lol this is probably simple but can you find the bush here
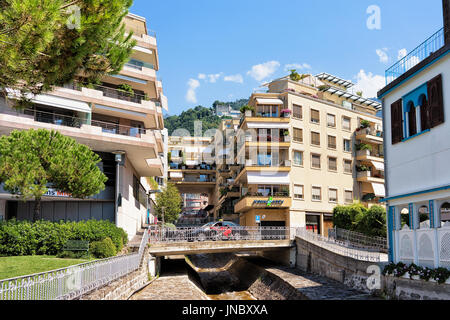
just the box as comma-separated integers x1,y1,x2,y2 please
0,219,128,257
332,204,386,238
90,237,117,259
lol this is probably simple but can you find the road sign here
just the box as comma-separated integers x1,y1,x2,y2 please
255,215,261,223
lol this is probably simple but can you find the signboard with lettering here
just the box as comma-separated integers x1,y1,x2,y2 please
255,215,261,223
44,189,72,198
252,199,284,206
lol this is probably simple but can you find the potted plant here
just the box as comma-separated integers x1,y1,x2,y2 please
283,130,290,142
318,85,331,91
360,119,371,129
356,143,372,156
240,105,254,117
117,83,134,97
289,69,301,82
281,109,291,118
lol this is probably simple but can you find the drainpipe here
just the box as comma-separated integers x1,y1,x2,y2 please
113,151,126,227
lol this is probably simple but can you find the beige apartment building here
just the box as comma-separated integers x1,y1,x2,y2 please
231,73,384,235
0,14,167,239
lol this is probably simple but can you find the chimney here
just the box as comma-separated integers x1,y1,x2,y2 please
444,0,450,44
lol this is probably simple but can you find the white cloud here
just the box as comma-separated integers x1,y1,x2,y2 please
284,63,311,72
207,73,222,83
398,48,407,60
224,74,244,84
186,78,200,103
198,73,206,80
376,48,389,63
352,70,385,98
247,61,280,81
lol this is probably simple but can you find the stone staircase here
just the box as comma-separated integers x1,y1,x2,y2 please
128,224,150,251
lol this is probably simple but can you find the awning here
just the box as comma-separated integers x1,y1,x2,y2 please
169,171,183,178
186,160,199,166
371,183,386,197
247,172,290,185
33,94,91,113
199,147,213,153
256,98,284,105
246,122,290,129
184,146,198,153
371,161,384,171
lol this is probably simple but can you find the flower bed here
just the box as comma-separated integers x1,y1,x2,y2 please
382,262,450,284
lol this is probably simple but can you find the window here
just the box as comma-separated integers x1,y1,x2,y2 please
293,128,303,142
293,150,303,166
327,114,336,127
311,154,321,169
344,159,352,174
390,99,404,144
293,104,302,119
133,175,139,200
328,157,337,171
328,135,336,149
311,132,320,146
345,190,353,203
328,188,338,203
343,139,351,152
420,95,430,131
407,102,417,137
342,116,351,131
428,74,444,128
294,185,304,200
311,109,320,124
312,186,322,201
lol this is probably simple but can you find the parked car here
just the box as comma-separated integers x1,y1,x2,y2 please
191,221,248,241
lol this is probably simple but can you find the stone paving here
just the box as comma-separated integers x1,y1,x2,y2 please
265,266,381,300
130,274,208,300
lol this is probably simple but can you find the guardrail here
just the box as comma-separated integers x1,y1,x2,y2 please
328,227,388,253
0,229,149,300
296,228,383,262
385,27,445,85
149,226,293,243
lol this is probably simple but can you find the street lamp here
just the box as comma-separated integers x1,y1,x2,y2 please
112,151,126,227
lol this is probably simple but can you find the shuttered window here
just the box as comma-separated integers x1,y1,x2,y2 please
311,109,320,124
342,116,351,131
312,187,321,201
327,114,336,127
293,104,302,119
311,132,320,146
328,157,337,171
328,135,336,149
420,97,431,131
344,159,352,173
311,154,321,169
294,185,304,200
427,74,444,128
328,188,338,203
345,190,353,203
293,128,303,142
390,99,403,144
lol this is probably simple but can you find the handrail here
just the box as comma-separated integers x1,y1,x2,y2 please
385,27,446,84
0,228,149,300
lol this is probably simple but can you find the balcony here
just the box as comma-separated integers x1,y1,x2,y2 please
385,27,446,85
234,192,292,213
356,149,384,162
356,171,385,184
355,127,383,144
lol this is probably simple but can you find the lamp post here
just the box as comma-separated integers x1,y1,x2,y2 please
112,151,126,227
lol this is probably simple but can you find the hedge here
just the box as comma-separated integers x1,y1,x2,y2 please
0,219,128,257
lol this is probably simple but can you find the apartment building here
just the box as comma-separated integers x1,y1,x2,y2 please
167,136,217,217
0,14,167,239
232,73,384,235
378,0,450,267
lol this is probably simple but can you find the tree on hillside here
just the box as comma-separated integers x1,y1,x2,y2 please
0,129,107,221
0,0,135,108
154,183,182,224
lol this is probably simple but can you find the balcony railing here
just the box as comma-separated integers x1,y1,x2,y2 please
20,108,146,138
241,191,290,198
93,84,147,104
385,27,446,85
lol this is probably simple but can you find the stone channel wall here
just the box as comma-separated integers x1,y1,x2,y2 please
80,247,151,300
383,275,450,300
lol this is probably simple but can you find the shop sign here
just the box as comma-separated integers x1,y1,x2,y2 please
44,189,72,198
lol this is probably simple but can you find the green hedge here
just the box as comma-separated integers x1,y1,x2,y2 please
332,204,387,237
90,237,117,259
0,219,128,257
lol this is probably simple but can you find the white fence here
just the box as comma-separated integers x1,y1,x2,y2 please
395,224,450,268
0,229,149,300
296,228,384,262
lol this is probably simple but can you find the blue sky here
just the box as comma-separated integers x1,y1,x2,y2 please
130,0,444,116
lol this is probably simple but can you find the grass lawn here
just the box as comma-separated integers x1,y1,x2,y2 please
0,255,92,280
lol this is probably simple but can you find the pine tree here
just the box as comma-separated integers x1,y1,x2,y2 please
0,129,108,221
0,0,136,108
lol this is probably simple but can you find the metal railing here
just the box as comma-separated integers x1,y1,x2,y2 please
92,84,147,104
296,228,383,262
149,226,292,243
18,108,146,138
385,27,446,84
0,228,149,300
328,227,388,253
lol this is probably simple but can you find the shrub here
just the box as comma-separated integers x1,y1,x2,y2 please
90,237,117,259
0,219,128,257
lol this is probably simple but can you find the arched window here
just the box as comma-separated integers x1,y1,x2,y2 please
441,202,450,223
418,205,430,228
408,101,417,137
419,94,430,131
401,207,410,228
